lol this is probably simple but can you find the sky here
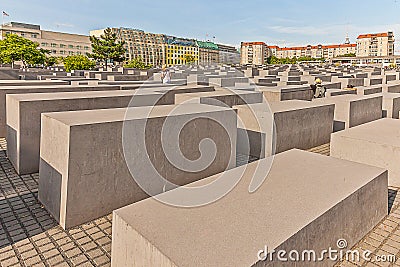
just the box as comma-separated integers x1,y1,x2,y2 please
2,0,400,51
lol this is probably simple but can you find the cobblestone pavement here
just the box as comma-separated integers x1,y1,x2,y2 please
0,139,399,266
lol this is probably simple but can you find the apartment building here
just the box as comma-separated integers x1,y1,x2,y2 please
0,22,92,57
197,41,219,65
273,44,357,59
165,36,199,66
240,42,270,65
217,44,240,64
356,32,395,57
90,28,165,66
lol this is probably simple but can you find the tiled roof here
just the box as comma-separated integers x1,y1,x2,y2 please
241,41,267,46
357,33,389,39
276,43,356,51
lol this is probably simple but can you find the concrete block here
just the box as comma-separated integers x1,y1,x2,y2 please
6,90,170,175
313,94,383,131
0,85,120,137
111,149,388,267
259,86,313,102
39,104,237,229
235,100,334,158
356,85,383,96
208,77,250,87
382,93,400,119
331,118,400,186
175,91,263,108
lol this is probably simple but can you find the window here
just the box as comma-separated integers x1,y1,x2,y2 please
69,51,74,55
76,45,82,50
51,43,57,47
52,50,57,54
21,33,26,37
41,43,48,47
68,45,74,49
60,44,66,48
84,46,89,50
31,34,38,38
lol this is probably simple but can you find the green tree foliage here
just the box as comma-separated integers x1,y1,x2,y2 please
336,53,356,58
44,56,59,67
184,54,197,64
267,56,325,65
62,55,95,72
88,28,126,67
0,34,48,68
124,57,152,69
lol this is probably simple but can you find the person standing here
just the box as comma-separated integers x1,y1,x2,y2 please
161,65,171,84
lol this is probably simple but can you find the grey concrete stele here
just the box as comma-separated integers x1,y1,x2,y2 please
39,104,237,229
331,118,400,187
6,90,167,175
236,100,335,158
111,149,388,267
313,94,383,132
0,84,121,137
6,86,215,175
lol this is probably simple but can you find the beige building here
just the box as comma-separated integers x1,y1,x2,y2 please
90,28,165,67
217,44,240,64
240,42,270,65
356,32,395,57
197,41,219,65
270,44,356,59
0,22,92,57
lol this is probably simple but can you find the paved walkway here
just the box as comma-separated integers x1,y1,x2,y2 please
0,139,399,266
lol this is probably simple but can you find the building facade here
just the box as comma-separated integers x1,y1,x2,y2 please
90,28,165,67
270,44,356,59
0,22,92,57
356,32,395,57
217,44,240,65
240,42,270,65
197,41,219,65
165,36,199,66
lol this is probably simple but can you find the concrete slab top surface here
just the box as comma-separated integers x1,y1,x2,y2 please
6,89,141,102
234,100,333,113
0,84,119,91
382,92,400,99
114,149,386,267
42,104,234,126
175,90,260,98
0,80,68,85
332,118,400,147
314,93,382,103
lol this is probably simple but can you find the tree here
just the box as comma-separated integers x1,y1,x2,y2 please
124,57,152,69
336,53,356,58
62,55,95,72
0,34,48,68
184,54,197,65
44,56,59,67
88,28,126,67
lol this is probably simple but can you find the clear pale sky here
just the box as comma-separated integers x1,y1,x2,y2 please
2,0,400,50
